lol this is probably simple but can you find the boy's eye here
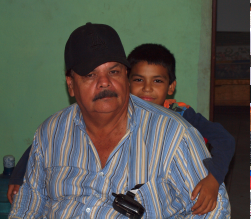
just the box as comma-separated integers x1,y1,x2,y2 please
133,78,143,82
154,79,163,83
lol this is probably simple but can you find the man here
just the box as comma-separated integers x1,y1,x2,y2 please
9,23,230,218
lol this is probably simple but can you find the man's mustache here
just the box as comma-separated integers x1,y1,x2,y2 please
93,90,118,102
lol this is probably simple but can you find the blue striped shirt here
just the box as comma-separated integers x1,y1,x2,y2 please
9,94,230,218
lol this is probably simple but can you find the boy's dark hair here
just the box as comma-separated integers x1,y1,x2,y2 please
127,43,176,84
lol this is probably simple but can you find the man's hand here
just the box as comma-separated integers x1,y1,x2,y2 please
191,173,219,215
7,184,20,204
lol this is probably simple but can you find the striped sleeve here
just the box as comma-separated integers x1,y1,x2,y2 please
9,131,48,218
166,126,230,218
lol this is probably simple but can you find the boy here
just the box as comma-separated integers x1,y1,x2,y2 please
127,43,235,215
8,43,234,216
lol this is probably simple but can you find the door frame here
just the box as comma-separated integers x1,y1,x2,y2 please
209,0,217,121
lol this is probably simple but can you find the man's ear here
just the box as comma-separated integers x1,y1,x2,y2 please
167,80,176,95
66,76,75,97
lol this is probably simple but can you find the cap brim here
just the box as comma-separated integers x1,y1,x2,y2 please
72,56,131,76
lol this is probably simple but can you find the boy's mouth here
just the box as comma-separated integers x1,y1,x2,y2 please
140,96,156,102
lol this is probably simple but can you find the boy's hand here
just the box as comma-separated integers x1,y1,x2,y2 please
7,184,20,204
191,173,219,215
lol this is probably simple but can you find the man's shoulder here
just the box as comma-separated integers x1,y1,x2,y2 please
38,103,79,130
130,94,191,128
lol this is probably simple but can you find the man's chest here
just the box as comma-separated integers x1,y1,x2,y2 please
44,130,163,195
43,145,172,219
90,133,126,169
41,123,182,218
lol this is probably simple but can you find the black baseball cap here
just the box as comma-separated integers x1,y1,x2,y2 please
65,22,130,76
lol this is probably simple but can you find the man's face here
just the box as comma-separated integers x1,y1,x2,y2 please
129,61,173,106
66,62,129,115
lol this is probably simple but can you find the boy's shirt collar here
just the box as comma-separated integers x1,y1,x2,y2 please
163,99,190,109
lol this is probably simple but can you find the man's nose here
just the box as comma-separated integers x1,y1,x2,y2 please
97,74,111,88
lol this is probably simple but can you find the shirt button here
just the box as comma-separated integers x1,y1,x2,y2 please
99,172,104,176
95,193,100,198
86,208,91,213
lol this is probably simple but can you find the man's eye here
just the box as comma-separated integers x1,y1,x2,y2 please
86,73,95,78
110,70,119,74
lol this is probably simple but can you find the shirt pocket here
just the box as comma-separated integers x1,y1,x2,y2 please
45,166,96,201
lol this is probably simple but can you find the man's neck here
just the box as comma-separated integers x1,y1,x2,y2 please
81,103,129,139
81,105,129,169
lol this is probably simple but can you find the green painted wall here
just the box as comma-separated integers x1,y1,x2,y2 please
0,0,212,173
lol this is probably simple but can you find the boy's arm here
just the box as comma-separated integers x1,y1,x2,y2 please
183,107,235,185
9,145,32,185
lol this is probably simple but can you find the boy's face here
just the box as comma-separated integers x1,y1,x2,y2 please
129,61,175,106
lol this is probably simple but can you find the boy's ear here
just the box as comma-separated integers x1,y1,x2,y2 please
66,76,75,97
168,80,176,95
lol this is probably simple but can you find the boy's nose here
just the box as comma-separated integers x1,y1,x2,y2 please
142,82,153,92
